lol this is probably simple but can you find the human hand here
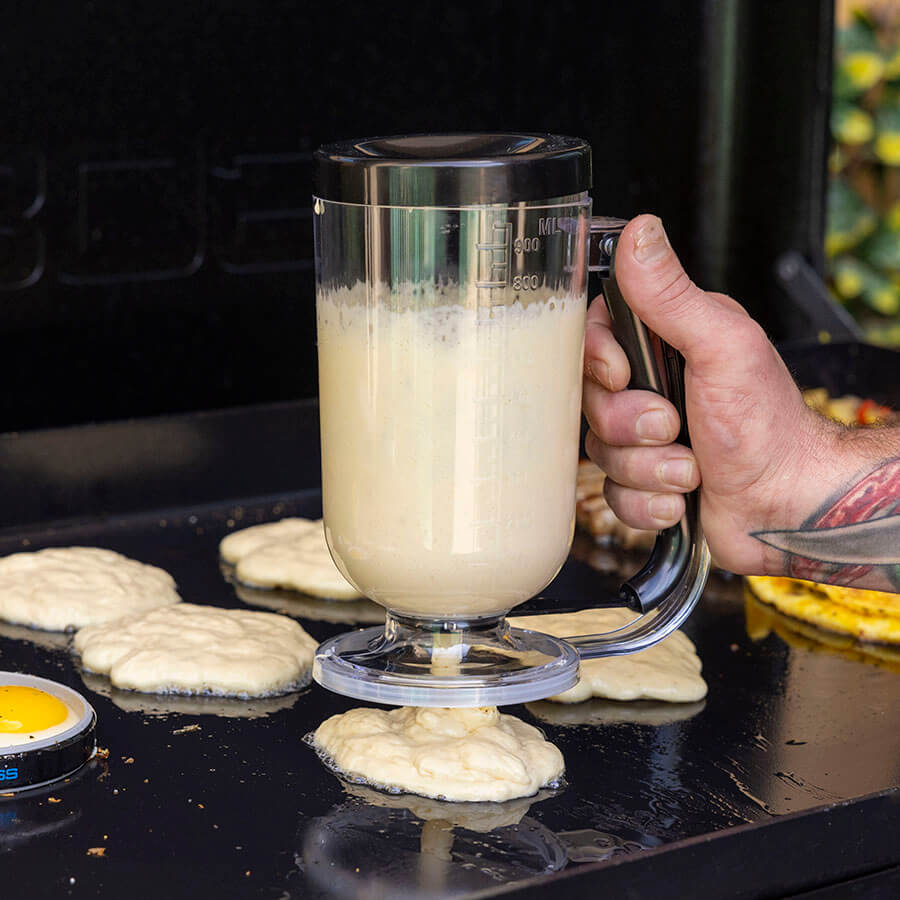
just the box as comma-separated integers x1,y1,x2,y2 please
582,214,846,576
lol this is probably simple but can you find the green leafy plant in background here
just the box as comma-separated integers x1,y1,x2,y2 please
828,8,900,346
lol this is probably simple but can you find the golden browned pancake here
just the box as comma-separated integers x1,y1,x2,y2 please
744,588,900,673
745,576,900,645
816,582,900,617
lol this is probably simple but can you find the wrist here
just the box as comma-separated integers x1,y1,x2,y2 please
760,418,900,580
754,407,838,574
789,411,850,526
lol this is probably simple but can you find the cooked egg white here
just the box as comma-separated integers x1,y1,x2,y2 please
0,685,80,749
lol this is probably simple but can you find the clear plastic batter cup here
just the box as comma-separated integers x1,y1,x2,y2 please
312,134,710,707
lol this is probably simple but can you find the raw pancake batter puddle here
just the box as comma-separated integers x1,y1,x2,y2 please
220,517,363,599
74,603,318,697
310,705,564,802
509,609,707,704
0,547,180,631
219,518,321,563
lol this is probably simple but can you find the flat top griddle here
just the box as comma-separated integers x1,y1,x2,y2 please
1,384,899,898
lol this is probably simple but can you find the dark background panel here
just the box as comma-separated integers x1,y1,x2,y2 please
0,1,831,432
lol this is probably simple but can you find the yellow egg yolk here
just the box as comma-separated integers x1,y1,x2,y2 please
0,685,69,734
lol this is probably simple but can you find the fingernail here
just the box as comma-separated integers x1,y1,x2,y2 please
633,217,668,263
660,458,695,489
587,359,611,387
648,494,677,522
636,409,672,441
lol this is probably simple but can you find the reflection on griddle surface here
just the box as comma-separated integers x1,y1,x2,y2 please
300,782,566,898
526,697,706,728
744,589,900,673
231,581,385,624
79,670,306,718
0,620,73,651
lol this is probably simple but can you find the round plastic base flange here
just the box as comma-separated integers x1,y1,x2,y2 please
313,624,580,707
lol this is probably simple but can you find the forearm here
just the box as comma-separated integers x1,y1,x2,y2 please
754,423,900,592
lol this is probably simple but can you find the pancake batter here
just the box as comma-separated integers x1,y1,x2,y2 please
510,609,707,704
0,547,180,632
312,705,564,802
74,603,318,697
221,518,363,600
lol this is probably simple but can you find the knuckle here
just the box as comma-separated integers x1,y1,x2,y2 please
602,475,620,503
736,316,771,353
708,291,749,316
583,428,601,462
655,269,700,315
644,270,710,332
621,450,646,487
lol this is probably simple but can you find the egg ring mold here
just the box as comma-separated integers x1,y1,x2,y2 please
0,672,97,792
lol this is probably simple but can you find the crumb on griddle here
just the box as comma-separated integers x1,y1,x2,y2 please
172,723,201,735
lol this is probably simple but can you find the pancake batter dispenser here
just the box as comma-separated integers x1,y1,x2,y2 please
311,134,710,706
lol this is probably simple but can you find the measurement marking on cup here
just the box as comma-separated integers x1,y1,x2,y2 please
513,274,540,291
513,237,541,253
538,216,561,236
475,218,512,288
473,307,505,551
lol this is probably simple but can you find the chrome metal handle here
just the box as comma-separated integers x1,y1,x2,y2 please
572,217,710,657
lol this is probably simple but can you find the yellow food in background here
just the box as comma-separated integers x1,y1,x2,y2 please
745,589,900,674
802,388,894,425
817,582,900,617
745,576,900,645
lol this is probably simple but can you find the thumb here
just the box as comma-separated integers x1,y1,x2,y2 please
614,215,744,365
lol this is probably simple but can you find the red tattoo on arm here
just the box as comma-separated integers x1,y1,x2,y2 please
752,459,900,589
791,459,900,583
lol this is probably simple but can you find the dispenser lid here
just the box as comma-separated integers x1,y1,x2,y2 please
313,133,591,206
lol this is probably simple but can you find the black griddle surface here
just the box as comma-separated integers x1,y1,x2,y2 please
1,491,899,899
